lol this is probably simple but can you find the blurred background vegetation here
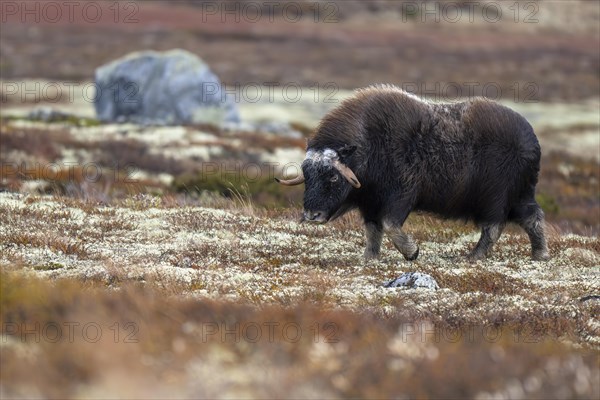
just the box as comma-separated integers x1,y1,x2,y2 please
1,1,599,398
1,0,598,234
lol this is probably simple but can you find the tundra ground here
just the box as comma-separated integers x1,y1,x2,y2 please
1,98,599,398
0,191,599,398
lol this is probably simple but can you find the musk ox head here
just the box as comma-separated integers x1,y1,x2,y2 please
276,145,360,223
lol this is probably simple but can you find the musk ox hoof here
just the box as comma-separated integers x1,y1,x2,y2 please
532,251,550,261
466,252,486,262
363,250,380,261
404,246,419,261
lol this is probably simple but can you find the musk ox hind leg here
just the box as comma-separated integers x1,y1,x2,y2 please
518,204,550,261
384,222,419,261
363,221,384,260
468,223,506,261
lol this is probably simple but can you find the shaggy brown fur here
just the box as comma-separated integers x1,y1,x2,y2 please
294,85,549,261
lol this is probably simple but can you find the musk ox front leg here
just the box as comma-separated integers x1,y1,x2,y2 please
468,223,505,261
384,222,419,261
363,221,383,260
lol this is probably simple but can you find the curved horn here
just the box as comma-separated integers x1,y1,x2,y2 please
275,172,305,186
333,160,361,188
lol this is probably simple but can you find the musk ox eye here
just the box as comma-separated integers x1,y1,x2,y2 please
330,175,339,183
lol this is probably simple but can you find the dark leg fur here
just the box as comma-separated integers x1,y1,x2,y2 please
364,221,383,260
384,222,419,261
468,223,505,260
518,204,550,261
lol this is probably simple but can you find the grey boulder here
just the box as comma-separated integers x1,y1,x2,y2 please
94,49,240,125
384,272,439,290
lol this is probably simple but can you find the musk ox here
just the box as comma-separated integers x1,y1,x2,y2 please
276,85,550,261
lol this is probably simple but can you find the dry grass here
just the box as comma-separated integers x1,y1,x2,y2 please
1,193,598,341
1,3,598,394
1,272,598,399
537,151,600,232
2,116,597,233
0,127,63,161
1,1,598,101
95,139,187,176
0,187,598,398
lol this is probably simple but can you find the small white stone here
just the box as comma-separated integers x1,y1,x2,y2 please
384,272,440,290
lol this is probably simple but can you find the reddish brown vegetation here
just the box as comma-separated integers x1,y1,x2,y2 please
1,273,598,399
